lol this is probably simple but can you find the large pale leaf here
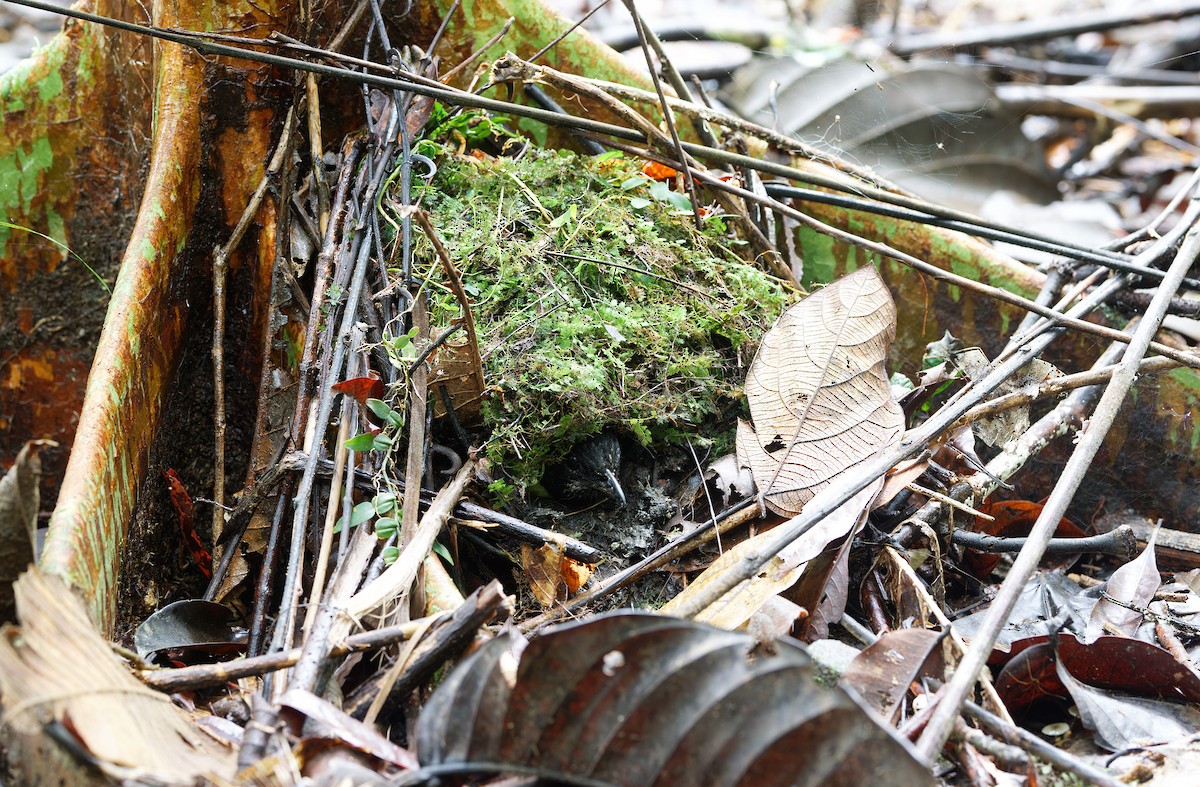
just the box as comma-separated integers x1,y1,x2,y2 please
738,266,903,516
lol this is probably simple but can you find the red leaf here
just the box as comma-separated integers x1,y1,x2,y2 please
996,633,1200,716
332,375,385,407
162,469,212,579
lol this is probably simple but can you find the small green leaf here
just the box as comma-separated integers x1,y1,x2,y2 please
629,197,651,210
621,176,648,191
373,433,395,451
382,546,400,565
373,492,397,515
345,432,377,451
549,203,577,229
593,149,623,162
665,192,693,212
335,500,376,533
432,540,454,566
376,516,399,539
366,398,393,421
650,181,692,212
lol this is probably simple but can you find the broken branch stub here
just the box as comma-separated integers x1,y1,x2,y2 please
737,266,904,515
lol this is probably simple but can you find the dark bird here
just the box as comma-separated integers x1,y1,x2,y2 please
543,432,627,508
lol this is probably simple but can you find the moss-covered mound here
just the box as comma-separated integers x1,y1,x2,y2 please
412,147,797,489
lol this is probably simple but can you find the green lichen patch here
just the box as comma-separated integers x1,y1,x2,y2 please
405,146,798,488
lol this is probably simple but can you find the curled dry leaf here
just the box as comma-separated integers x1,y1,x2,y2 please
659,479,880,630
736,266,903,516
954,347,1063,448
521,542,593,609
0,439,55,623
415,613,932,786
845,628,946,725
1086,527,1162,642
1056,647,1200,752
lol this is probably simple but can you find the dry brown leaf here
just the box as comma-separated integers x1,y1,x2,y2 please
659,480,880,629
0,569,234,782
430,329,486,426
954,347,1063,447
523,543,563,608
1086,527,1162,642
737,266,903,516
0,440,55,623
521,542,593,608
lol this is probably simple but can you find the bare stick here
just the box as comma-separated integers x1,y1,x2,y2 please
963,702,1125,787
601,135,1200,369
839,614,1124,787
139,617,428,692
348,580,511,721
683,163,1200,370
882,547,1011,722
401,294,431,550
301,363,353,639
520,499,761,632
619,0,701,227
890,0,1200,54
952,526,1137,558
951,356,1179,430
348,459,477,622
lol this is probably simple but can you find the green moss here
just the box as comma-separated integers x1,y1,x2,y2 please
403,147,797,485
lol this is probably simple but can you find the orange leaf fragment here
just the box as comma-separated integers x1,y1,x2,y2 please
642,161,678,180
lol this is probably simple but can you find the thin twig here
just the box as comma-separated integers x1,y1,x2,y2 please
352,580,510,723
603,136,1200,368
530,0,612,64
952,526,1137,558
882,547,1011,722
521,499,761,632
16,0,1138,273
401,294,431,551
951,356,1179,431
139,618,428,692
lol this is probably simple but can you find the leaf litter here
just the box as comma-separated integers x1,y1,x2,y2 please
6,0,1200,784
